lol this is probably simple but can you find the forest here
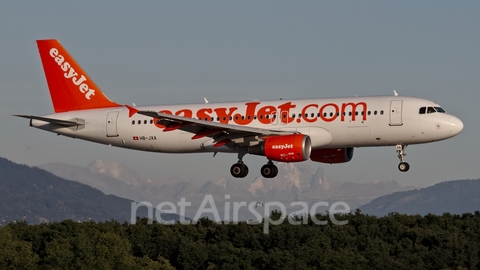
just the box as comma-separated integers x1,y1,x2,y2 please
1,211,479,269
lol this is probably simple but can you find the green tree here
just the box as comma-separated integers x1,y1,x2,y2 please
0,226,39,269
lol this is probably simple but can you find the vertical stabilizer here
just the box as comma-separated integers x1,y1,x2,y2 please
36,39,120,112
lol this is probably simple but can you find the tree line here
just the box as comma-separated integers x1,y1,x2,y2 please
2,211,480,269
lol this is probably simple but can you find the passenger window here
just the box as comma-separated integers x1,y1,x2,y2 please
380,110,384,115
138,120,141,124
144,120,147,124
132,120,135,125
419,107,426,114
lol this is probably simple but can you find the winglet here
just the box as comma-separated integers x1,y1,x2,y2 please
125,104,139,117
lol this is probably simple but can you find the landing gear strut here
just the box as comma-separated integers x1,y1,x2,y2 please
396,144,410,172
261,161,278,178
231,148,249,178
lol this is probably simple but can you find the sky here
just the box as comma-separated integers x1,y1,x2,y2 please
0,1,478,188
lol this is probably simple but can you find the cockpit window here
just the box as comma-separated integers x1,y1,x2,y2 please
420,106,446,114
435,107,446,113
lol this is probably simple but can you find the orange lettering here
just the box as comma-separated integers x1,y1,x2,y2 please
214,107,238,124
197,108,213,121
175,109,193,118
257,105,277,124
277,102,296,124
301,104,318,123
341,102,367,121
233,102,260,125
319,103,339,122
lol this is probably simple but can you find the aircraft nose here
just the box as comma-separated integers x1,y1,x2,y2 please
448,115,464,136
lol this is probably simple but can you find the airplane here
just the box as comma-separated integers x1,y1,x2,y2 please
14,39,464,179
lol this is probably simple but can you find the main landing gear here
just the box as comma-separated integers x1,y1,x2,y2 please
230,162,249,178
230,161,278,178
261,161,278,178
396,144,410,172
230,149,278,178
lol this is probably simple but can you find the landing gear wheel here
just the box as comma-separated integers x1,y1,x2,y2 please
398,162,410,172
395,144,410,172
231,163,249,178
261,164,278,178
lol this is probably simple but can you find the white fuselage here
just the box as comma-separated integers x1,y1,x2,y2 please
31,95,463,154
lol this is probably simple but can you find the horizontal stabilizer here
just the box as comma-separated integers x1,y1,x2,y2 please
12,114,81,126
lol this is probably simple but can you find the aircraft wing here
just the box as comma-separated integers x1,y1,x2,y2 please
126,105,295,146
13,114,81,127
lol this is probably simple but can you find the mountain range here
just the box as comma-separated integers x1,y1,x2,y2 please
360,179,480,216
39,160,415,220
2,156,479,223
0,157,180,225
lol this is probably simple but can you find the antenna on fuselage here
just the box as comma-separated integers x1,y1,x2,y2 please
204,97,209,104
393,90,399,96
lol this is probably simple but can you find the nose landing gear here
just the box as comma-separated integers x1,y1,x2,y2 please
396,144,410,172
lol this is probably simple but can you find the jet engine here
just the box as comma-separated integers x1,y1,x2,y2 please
260,134,312,162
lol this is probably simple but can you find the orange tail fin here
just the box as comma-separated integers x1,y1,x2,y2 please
36,39,120,112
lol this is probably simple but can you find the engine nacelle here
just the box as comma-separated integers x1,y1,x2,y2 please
310,148,354,164
261,134,312,162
